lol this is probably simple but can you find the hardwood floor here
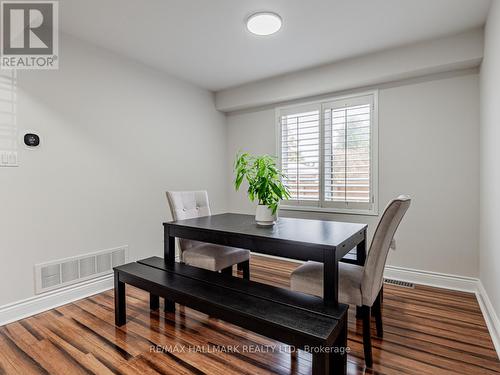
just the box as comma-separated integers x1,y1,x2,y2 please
0,255,499,374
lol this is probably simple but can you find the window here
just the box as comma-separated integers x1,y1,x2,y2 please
278,92,378,215
0,70,17,167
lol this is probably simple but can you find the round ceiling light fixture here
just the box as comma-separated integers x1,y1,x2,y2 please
246,12,282,36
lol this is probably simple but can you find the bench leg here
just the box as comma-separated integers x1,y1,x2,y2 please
312,353,329,375
221,266,233,276
330,317,348,374
150,293,159,310
114,272,126,326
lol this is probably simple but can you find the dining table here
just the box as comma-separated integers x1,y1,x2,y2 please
163,212,368,306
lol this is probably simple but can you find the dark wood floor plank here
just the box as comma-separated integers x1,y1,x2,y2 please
378,317,499,359
14,336,89,375
0,255,498,375
28,318,116,375
381,297,487,326
0,329,49,374
33,310,143,374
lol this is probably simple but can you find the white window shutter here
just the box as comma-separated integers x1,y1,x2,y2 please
278,92,377,214
279,105,320,205
323,95,373,209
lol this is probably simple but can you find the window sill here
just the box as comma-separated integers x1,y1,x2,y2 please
280,205,379,216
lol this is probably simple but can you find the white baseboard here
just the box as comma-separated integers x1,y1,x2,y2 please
0,273,113,326
476,281,500,359
383,265,479,293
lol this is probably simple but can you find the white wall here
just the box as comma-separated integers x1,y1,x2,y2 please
480,0,500,326
227,73,479,277
0,34,227,306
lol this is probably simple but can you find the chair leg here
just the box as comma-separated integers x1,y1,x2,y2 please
356,306,363,319
241,260,250,280
373,290,383,338
164,299,175,313
221,266,233,276
361,305,373,368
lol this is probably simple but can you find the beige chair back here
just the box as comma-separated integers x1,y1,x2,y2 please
361,195,411,305
166,191,211,251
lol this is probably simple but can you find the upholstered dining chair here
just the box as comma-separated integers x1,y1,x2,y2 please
166,190,251,279
290,195,411,367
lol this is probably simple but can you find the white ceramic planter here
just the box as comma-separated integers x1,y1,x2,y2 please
255,204,277,226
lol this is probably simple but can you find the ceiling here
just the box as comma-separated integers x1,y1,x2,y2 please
60,0,491,91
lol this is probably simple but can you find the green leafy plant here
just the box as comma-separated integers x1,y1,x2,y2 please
234,153,291,214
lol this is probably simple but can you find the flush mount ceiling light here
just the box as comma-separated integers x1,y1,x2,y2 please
246,12,282,36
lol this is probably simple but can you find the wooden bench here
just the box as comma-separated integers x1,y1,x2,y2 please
114,257,349,375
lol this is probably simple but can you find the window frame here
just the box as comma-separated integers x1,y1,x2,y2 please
276,90,379,216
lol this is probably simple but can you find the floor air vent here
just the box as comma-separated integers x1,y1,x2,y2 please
35,246,128,294
384,278,415,288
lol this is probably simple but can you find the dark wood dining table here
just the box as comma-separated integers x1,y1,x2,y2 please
164,213,368,306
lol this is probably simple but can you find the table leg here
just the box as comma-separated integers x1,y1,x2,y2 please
164,227,176,265
323,250,338,306
356,230,367,318
164,225,176,312
356,229,367,266
114,271,126,326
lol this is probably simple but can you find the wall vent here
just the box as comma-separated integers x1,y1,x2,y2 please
34,246,128,294
384,278,415,289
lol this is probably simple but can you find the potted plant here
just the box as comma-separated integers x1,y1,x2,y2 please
234,153,290,226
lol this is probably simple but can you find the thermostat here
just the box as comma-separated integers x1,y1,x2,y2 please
24,133,40,147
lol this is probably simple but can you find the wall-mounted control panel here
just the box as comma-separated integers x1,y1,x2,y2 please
24,133,40,147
